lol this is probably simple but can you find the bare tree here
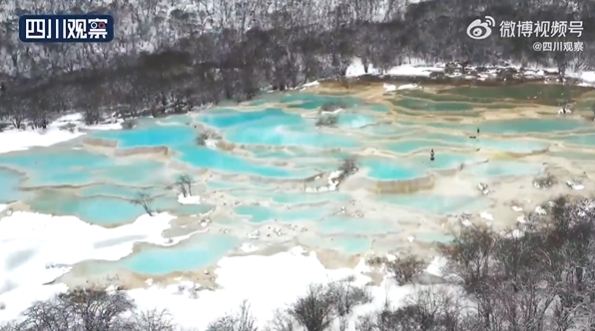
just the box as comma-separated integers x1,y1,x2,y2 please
315,115,338,127
387,254,426,286
327,280,372,331
122,119,137,129
82,107,104,125
288,284,335,331
206,301,257,331
269,309,296,331
176,174,194,197
338,157,358,176
196,132,210,145
320,102,347,112
439,226,499,329
132,191,154,216
355,300,399,331
18,287,135,331
533,173,557,189
0,91,28,130
132,309,175,331
0,322,20,331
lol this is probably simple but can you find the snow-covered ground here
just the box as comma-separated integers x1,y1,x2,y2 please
578,71,595,86
346,59,444,78
0,113,122,154
0,200,448,329
127,250,446,331
0,206,447,330
344,57,595,87
0,211,204,321
178,194,201,204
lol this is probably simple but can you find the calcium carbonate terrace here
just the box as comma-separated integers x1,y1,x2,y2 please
0,83,594,279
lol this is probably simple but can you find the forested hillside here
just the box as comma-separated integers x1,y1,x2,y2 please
0,0,594,126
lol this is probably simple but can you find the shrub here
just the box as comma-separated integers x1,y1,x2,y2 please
315,115,338,127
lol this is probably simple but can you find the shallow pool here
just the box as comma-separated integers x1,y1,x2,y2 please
338,114,377,129
557,133,595,147
379,194,489,214
0,168,30,203
426,118,590,134
444,85,590,106
226,124,361,148
411,153,481,170
92,124,196,148
80,184,157,199
468,161,544,178
90,234,240,275
393,98,474,112
178,146,314,178
386,140,458,154
280,93,362,110
271,192,352,205
234,205,332,223
29,191,146,225
361,158,425,180
317,216,401,235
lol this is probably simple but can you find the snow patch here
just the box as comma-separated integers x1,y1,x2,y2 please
480,212,494,221
0,127,85,154
177,194,201,204
0,211,178,321
383,83,396,92
302,81,320,88
344,58,595,86
0,112,123,154
397,83,420,90
0,207,452,330
126,249,419,331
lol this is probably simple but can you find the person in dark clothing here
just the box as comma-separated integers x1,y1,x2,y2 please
430,149,435,161
477,128,480,134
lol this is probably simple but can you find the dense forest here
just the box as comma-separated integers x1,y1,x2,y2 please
0,0,594,127
2,196,595,331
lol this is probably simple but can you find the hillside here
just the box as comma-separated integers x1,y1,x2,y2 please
0,0,594,130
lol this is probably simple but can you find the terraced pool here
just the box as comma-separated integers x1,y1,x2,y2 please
2,84,593,277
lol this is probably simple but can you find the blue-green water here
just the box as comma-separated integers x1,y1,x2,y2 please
387,140,457,154
468,161,545,178
300,235,371,254
234,205,332,223
1,88,591,277
361,158,425,180
30,194,147,224
0,168,29,202
280,93,362,110
93,125,196,148
90,234,240,275
271,192,352,204
318,216,402,235
428,118,590,134
380,194,489,214
557,133,595,146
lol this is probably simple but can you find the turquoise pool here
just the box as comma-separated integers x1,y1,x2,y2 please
379,194,489,214
234,205,332,223
468,161,545,178
361,158,425,180
89,234,240,275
